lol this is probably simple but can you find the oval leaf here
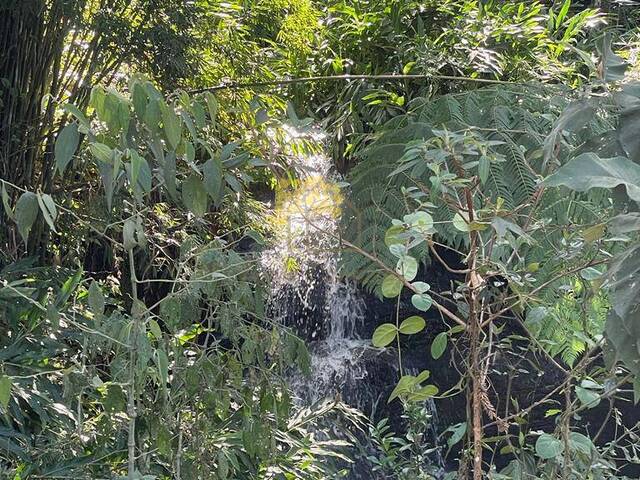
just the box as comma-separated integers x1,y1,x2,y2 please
372,323,397,348
15,192,39,245
396,255,418,281
453,212,470,232
381,274,403,298
412,293,432,312
535,433,563,459
431,332,448,359
385,225,405,246
399,315,425,335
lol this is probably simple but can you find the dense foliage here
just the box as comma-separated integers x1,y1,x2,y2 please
1,1,640,479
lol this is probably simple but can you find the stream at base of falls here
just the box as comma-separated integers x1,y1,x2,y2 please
260,133,445,478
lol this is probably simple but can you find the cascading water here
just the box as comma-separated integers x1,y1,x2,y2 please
260,132,390,409
261,124,443,478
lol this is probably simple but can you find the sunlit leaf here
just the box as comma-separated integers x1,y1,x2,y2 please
399,315,425,335
381,274,403,298
372,323,397,348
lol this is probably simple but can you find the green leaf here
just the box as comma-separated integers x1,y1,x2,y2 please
446,423,467,447
0,375,12,409
128,151,152,199
411,293,432,312
408,384,439,402
402,62,416,75
182,174,208,217
192,100,207,128
388,375,417,402
160,102,182,150
598,33,629,82
478,155,490,184
132,82,148,119
381,274,403,298
156,348,169,387
205,92,218,125
144,97,161,132
610,213,640,234
37,193,57,233
399,315,425,335
217,450,229,479
163,152,178,200
543,100,595,167
535,433,563,459
90,143,113,163
389,243,408,258
544,153,640,202
149,319,162,340
452,212,470,232
411,281,430,294
88,281,105,316
431,332,448,359
63,103,90,131
575,385,600,409
372,323,397,347
403,211,433,234
15,192,39,244
203,157,223,204
569,432,594,455
396,255,418,281
55,123,80,175
385,225,405,246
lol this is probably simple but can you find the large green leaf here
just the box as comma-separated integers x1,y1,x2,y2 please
618,83,640,163
605,245,640,377
37,193,57,233
543,100,595,168
544,153,640,201
161,102,182,150
15,192,39,244
535,433,563,459
203,157,223,204
182,175,208,217
54,123,80,175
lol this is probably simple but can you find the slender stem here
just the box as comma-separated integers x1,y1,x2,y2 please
454,174,484,480
395,294,403,376
562,377,572,479
127,247,139,479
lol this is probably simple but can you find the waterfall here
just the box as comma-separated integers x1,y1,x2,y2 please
261,125,443,478
260,139,389,407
